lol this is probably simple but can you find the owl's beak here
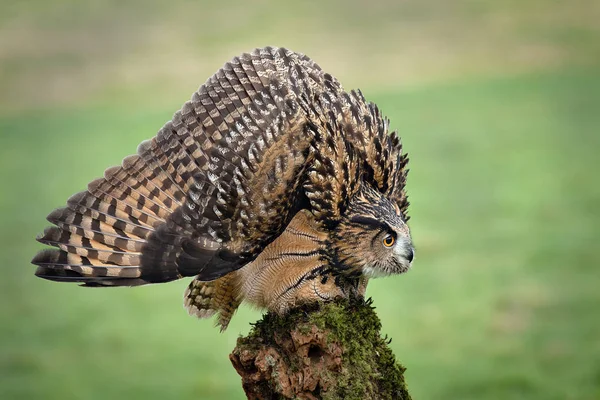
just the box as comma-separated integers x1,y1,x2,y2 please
405,246,414,263
393,238,414,271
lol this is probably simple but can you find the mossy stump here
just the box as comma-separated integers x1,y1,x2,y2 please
230,298,411,400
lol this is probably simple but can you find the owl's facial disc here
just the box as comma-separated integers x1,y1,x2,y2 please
343,211,414,278
361,223,414,278
338,186,414,278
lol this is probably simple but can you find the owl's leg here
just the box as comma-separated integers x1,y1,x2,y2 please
309,273,347,302
332,273,370,298
184,273,242,332
270,272,369,314
357,275,369,297
269,274,343,314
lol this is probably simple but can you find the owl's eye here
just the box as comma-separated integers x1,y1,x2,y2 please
382,234,395,247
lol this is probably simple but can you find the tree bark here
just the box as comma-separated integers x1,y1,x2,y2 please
230,298,412,400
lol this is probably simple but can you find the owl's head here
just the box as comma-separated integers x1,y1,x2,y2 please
330,185,414,278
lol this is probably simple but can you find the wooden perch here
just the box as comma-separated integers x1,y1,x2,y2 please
230,298,412,400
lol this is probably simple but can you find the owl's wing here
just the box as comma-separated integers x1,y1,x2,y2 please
33,47,344,285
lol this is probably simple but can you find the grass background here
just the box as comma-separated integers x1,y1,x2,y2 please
1,1,599,399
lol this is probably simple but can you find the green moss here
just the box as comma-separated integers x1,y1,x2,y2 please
238,297,411,399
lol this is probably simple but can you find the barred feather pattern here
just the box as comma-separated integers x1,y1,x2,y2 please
183,210,368,331
184,274,241,332
33,47,410,329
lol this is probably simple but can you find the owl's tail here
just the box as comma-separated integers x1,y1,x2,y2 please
32,134,198,286
184,275,241,331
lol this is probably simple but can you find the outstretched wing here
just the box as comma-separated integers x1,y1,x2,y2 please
33,47,345,285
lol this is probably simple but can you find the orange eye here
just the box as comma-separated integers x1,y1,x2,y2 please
382,234,395,247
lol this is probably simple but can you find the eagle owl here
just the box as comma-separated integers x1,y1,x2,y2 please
32,47,414,331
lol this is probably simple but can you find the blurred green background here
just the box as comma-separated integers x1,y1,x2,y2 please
1,1,599,399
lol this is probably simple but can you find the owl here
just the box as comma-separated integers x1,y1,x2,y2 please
32,47,413,331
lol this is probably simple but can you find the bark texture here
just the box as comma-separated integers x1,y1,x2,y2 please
230,298,412,400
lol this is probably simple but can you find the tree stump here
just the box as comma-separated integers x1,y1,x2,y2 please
230,298,412,400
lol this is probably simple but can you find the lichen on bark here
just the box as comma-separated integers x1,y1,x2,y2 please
230,297,412,400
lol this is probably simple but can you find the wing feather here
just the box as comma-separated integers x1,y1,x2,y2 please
32,46,409,287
